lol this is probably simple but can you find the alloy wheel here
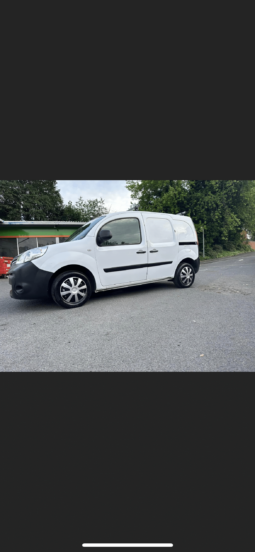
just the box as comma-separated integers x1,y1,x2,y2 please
180,266,194,286
60,277,87,305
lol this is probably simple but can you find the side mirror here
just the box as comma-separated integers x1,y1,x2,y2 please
97,229,113,245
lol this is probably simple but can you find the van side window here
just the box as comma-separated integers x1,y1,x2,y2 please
98,218,142,247
147,218,174,243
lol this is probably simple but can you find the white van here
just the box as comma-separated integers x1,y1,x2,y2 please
8,211,200,308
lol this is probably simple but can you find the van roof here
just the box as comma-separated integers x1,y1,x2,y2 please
107,211,191,221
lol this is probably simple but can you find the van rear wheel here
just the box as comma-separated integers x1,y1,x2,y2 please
174,263,195,289
51,271,92,309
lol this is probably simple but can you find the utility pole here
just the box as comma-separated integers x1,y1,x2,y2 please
202,227,205,257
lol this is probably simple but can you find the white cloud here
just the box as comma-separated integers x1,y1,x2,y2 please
57,181,131,213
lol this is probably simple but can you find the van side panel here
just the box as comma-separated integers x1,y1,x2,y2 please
170,216,199,273
142,213,178,280
32,239,103,290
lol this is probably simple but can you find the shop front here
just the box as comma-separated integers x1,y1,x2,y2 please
0,221,85,258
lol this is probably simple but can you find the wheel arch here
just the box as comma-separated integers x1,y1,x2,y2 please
175,257,197,275
48,264,97,295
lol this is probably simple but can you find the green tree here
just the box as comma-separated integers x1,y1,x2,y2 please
126,179,255,250
230,180,255,239
61,201,82,222
75,197,108,221
126,180,187,213
184,180,240,248
61,197,109,222
186,180,255,248
0,180,22,219
0,180,63,221
0,181,110,223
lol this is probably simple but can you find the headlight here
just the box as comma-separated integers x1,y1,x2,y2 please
16,246,48,265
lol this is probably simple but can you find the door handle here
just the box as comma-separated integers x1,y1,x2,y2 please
137,250,146,254
150,249,158,253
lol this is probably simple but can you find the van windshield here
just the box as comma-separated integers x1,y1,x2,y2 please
66,216,106,242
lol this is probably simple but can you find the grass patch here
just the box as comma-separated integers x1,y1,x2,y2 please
200,249,255,261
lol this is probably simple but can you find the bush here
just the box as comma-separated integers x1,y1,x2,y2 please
213,244,223,252
207,249,218,258
224,241,236,252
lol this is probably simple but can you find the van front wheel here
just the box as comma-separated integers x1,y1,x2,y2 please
174,263,195,289
51,271,92,308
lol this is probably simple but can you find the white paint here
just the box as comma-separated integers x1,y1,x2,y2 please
174,219,194,240
96,214,148,286
147,218,174,243
142,213,179,282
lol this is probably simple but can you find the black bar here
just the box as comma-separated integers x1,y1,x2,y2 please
179,242,198,246
104,262,173,273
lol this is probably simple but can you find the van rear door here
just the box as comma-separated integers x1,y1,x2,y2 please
142,214,178,281
174,219,199,254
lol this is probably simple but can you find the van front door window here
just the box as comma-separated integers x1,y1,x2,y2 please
98,218,142,247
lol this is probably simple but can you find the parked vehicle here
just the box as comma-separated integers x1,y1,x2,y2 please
8,212,200,308
0,257,13,278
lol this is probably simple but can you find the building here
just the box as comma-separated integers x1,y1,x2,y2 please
243,231,255,251
0,220,86,258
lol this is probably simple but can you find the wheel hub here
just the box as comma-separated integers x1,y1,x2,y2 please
60,277,87,304
180,266,194,286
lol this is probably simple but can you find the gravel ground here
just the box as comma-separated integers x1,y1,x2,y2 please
0,252,255,371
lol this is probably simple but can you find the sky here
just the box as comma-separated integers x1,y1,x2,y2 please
57,181,132,213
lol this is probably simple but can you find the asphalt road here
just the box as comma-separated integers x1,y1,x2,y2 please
1,252,255,371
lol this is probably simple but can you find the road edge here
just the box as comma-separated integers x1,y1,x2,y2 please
200,251,255,265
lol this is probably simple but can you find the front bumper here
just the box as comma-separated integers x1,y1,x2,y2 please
8,261,53,300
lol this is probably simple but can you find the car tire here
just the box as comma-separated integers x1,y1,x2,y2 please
174,263,195,289
51,271,92,309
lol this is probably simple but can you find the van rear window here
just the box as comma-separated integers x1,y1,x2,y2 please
175,220,194,240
